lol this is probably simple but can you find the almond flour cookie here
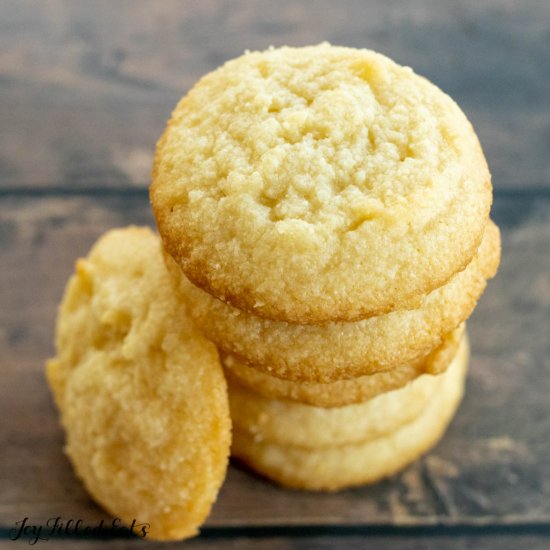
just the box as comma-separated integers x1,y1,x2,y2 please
232,337,468,491
46,227,231,541
223,324,463,408
166,221,499,382
228,333,466,448
151,43,492,323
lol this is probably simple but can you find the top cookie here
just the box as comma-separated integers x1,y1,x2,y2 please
151,43,492,323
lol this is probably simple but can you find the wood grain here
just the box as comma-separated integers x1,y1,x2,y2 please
1,0,549,189
0,194,549,537
1,534,550,550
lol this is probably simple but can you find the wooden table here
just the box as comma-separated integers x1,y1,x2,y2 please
1,2,549,548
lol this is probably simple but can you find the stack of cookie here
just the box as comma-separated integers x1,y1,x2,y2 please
228,335,469,490
152,44,501,490
47,43,502,540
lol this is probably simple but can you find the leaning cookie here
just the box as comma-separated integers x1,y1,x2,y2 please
46,227,231,541
151,43,492,324
166,221,499,382
232,336,468,491
223,324,463,408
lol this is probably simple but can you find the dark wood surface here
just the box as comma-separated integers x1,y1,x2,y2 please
1,1,549,548
1,0,549,190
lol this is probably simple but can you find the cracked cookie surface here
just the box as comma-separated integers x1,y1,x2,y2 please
46,227,231,541
152,43,492,323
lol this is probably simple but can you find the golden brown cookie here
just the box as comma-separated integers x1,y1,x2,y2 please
228,333,467,448
166,221,499,382
46,227,231,541
223,324,463,408
232,336,468,490
151,43,492,323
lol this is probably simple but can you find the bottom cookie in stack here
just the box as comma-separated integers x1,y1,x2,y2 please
230,334,468,491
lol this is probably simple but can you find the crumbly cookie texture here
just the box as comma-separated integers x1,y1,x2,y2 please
232,336,468,491
166,221,499,382
228,333,467,448
46,227,231,541
223,324,463,408
151,43,492,323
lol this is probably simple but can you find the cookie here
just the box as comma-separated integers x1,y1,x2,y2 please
228,333,466,448
46,227,231,541
166,221,499,382
151,43,492,323
232,336,468,490
223,324,463,408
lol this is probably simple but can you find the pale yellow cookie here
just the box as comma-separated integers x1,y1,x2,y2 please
151,43,492,323
166,221,499,382
232,336,468,490
46,227,231,541
223,324,463,408
228,333,466,448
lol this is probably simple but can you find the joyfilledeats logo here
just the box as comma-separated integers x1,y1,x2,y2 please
9,517,150,544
